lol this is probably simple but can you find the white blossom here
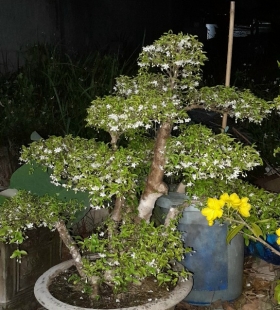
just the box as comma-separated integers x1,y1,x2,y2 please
54,147,62,153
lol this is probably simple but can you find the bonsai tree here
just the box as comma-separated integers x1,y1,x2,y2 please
1,31,280,300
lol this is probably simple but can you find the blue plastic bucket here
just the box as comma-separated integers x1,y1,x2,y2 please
155,192,244,305
245,234,280,265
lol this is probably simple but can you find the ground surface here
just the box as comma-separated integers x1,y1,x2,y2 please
175,256,280,310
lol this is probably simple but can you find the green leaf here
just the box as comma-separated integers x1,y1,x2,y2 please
226,224,244,244
10,231,24,244
251,223,264,238
274,282,280,304
10,249,27,259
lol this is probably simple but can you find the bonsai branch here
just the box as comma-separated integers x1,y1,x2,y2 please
54,220,99,295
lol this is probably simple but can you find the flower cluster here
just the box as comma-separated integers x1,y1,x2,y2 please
277,228,280,245
201,191,280,248
197,86,274,124
165,124,262,183
201,193,251,226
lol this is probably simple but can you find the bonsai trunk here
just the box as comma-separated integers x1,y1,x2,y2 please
137,122,172,221
54,220,99,294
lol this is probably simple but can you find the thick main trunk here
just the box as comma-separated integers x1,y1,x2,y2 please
111,196,124,222
137,122,172,221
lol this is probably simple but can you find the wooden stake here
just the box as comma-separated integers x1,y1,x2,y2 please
222,1,235,130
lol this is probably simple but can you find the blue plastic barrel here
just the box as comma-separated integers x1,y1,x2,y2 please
155,192,244,305
245,234,280,265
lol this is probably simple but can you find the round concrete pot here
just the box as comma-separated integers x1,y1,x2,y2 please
34,259,193,310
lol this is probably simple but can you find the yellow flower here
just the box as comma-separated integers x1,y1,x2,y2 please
220,193,241,209
207,197,225,209
276,228,280,245
238,197,251,217
220,193,230,203
201,198,224,225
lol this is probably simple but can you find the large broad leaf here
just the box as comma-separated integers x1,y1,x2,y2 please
0,195,5,205
8,163,91,224
30,131,43,141
251,223,264,238
0,188,18,198
226,224,244,244
274,281,280,304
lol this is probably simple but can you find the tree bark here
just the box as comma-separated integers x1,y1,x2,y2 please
111,197,124,222
55,220,87,278
137,122,172,221
55,220,100,295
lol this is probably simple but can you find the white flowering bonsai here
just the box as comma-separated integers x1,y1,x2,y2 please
1,31,280,297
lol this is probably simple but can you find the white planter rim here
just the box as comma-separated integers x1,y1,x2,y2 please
34,259,193,310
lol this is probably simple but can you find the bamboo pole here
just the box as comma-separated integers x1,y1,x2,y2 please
222,1,235,130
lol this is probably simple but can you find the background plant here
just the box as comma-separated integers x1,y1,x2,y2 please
0,42,137,147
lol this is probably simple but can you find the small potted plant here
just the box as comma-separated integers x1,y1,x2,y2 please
1,31,280,309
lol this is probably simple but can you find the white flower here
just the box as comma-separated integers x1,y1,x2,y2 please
99,253,106,258
54,147,62,153
161,63,169,70
143,45,155,52
110,125,119,131
138,62,147,67
175,60,185,66
148,259,155,266
108,114,119,121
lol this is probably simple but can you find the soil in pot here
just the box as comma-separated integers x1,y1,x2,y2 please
49,266,177,309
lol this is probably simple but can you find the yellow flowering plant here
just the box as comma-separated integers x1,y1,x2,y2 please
190,178,280,258
202,193,252,226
